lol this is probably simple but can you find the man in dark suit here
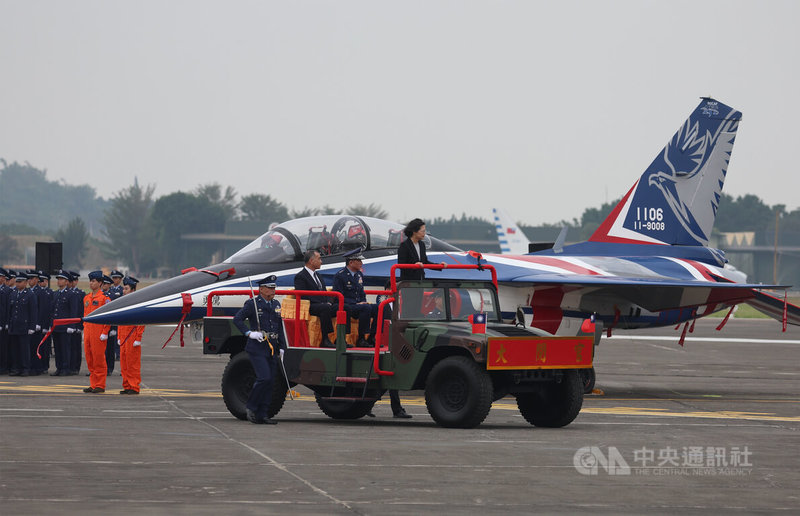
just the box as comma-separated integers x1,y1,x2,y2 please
294,250,336,348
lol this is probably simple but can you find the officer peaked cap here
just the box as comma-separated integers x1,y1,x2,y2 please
343,247,365,262
38,271,51,280
88,270,104,281
55,270,70,280
69,271,80,280
102,275,113,284
15,271,28,281
123,276,139,287
258,275,277,288
110,270,123,278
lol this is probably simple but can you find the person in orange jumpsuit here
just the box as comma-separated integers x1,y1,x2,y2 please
118,276,145,394
82,271,110,393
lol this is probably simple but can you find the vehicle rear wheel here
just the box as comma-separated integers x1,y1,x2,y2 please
425,356,493,428
517,370,583,428
580,367,596,394
221,352,288,420
315,395,376,420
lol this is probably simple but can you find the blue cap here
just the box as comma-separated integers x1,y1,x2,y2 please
15,271,28,281
55,270,70,280
102,275,112,284
88,270,104,281
257,275,277,288
123,276,140,287
110,270,123,278
69,271,80,281
38,271,50,280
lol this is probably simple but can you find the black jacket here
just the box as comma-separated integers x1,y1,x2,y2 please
397,238,433,280
294,268,333,305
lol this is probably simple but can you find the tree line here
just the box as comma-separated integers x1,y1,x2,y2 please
1,160,798,276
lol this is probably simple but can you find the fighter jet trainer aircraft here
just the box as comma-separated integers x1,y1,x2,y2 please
85,98,799,345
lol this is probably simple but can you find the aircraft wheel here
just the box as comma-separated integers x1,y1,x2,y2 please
580,367,596,394
315,395,376,420
221,352,289,420
517,370,583,428
425,356,493,428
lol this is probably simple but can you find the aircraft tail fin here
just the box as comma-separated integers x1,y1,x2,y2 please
493,208,531,254
590,98,742,246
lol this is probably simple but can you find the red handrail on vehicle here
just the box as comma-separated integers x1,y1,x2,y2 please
389,263,497,292
205,288,346,348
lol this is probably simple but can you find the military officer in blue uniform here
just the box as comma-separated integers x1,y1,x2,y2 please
233,275,286,425
68,271,84,375
0,268,12,374
7,271,38,376
332,250,379,346
32,271,54,375
50,270,79,376
107,270,124,361
100,274,118,373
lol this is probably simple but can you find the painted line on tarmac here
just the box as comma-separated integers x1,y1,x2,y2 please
3,385,798,423
606,335,800,345
0,408,63,412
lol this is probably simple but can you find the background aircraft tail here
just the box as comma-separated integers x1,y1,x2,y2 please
590,98,742,246
493,208,531,254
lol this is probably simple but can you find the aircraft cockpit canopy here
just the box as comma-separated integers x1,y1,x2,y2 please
224,215,460,264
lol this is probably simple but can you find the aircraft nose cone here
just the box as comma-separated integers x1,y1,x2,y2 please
83,271,220,326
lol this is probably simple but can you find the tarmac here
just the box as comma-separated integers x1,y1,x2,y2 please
1,318,799,514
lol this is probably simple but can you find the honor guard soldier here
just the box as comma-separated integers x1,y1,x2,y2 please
107,270,124,362
0,268,12,374
50,270,79,376
68,271,84,375
82,271,110,393
233,275,286,425
7,271,38,376
332,250,379,346
32,271,53,375
118,276,144,394
101,275,117,374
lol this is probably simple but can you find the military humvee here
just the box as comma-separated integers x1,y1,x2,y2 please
202,264,593,429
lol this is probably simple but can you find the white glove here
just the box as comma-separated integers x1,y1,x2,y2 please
27,329,35,335
109,330,117,337
248,331,263,341
100,334,108,341
279,349,285,360
44,328,50,332
77,329,82,334
66,328,75,334
35,325,41,331
133,341,141,347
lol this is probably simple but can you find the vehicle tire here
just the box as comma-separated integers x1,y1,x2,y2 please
424,356,493,428
315,395,376,420
221,352,254,420
221,352,289,420
517,370,583,428
580,367,596,394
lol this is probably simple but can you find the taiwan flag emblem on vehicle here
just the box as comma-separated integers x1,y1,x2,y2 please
469,313,486,334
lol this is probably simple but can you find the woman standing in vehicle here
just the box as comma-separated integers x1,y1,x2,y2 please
398,218,437,281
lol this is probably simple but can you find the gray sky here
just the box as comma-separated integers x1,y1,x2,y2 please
2,0,798,226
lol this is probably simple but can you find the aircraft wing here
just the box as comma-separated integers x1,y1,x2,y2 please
502,272,768,313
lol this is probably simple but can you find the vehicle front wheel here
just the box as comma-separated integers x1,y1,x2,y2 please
517,370,583,428
425,356,493,428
